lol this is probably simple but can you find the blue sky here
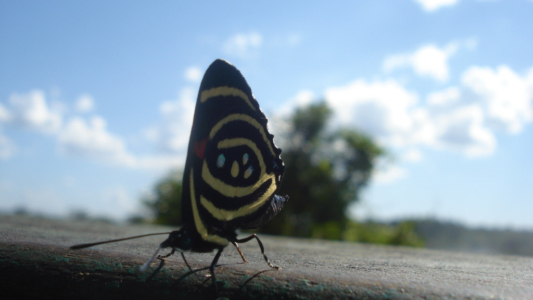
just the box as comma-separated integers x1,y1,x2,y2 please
1,0,532,229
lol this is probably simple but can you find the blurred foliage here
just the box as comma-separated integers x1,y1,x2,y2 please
259,101,384,237
342,220,424,247
406,218,533,256
141,101,424,247
142,171,183,226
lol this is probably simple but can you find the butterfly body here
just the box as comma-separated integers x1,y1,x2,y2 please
71,59,287,296
165,59,287,254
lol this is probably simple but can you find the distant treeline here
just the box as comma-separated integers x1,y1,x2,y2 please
392,218,533,257
8,208,533,257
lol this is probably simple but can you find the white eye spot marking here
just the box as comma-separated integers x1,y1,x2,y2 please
243,153,249,165
244,166,253,179
217,154,225,168
231,161,239,178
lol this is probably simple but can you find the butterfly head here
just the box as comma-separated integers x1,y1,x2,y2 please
160,228,193,252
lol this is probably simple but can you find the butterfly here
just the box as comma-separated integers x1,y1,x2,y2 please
71,59,288,296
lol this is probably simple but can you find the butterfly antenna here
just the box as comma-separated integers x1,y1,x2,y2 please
69,232,172,250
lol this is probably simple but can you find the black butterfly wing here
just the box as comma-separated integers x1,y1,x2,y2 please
181,59,287,251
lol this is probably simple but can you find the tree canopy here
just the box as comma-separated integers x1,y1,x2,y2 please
259,101,384,238
143,171,183,226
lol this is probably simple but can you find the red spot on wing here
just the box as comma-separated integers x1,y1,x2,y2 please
194,138,208,159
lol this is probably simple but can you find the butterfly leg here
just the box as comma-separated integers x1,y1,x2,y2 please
235,234,281,270
157,248,175,259
231,241,248,263
147,249,175,280
179,251,212,278
209,247,224,297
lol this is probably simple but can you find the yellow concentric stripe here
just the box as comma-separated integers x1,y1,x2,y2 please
200,177,277,221
209,114,276,157
189,170,229,246
199,137,279,222
202,160,275,198
201,137,273,198
200,87,256,111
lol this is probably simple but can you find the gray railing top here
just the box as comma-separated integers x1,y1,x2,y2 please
1,215,532,299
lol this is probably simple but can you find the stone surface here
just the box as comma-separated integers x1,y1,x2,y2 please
1,215,532,299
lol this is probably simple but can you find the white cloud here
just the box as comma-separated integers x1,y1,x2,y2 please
373,165,408,184
277,90,316,117
269,90,319,148
223,32,263,58
433,104,496,156
402,148,423,162
58,116,136,166
0,103,11,123
0,104,12,157
1,91,132,165
325,78,423,145
324,77,500,159
0,90,63,160
421,65,533,156
291,90,315,106
383,43,460,82
184,66,203,83
56,115,182,170
145,87,196,153
414,0,500,12
427,86,461,106
7,90,62,133
1,89,186,170
57,113,185,169
75,94,95,113
321,63,530,164
414,0,459,12
462,65,533,134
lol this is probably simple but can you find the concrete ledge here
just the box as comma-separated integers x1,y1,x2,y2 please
1,215,532,299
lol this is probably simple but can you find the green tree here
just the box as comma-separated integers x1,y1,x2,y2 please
259,101,384,239
143,171,183,226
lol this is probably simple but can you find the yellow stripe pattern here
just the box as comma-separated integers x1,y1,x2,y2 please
201,138,274,197
192,85,279,240
209,114,276,157
200,87,256,111
190,169,229,246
